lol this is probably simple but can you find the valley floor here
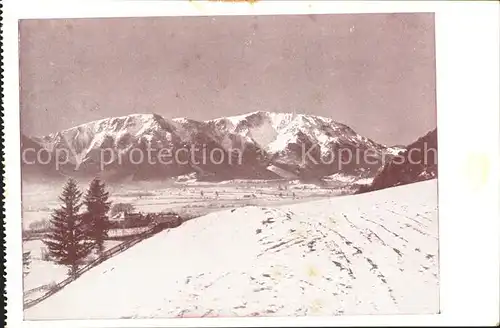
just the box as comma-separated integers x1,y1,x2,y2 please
22,178,355,229
24,179,439,319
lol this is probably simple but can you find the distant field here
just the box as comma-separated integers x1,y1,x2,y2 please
21,177,365,229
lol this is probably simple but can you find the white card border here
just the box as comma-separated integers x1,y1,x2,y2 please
3,1,499,327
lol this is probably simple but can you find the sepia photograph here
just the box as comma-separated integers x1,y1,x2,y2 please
4,0,500,327
17,12,441,320
12,10,446,321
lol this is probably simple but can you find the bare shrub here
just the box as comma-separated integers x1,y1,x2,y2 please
109,203,135,217
28,219,52,232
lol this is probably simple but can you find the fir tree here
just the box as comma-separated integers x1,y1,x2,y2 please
43,178,93,277
23,251,31,277
83,177,112,254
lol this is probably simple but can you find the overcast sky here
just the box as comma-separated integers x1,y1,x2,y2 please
19,13,436,146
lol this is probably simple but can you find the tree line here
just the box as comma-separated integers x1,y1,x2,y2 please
43,177,112,277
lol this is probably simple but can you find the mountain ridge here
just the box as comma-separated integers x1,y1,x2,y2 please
21,111,412,182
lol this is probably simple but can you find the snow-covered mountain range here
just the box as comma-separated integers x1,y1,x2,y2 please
21,111,404,182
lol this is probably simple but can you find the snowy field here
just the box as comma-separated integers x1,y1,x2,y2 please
25,179,439,319
21,177,360,306
23,240,123,303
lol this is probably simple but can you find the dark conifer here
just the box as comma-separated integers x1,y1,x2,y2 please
44,178,93,276
83,177,112,254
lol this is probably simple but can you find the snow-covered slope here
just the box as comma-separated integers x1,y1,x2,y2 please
39,114,178,162
208,111,388,168
25,180,439,319
208,111,374,150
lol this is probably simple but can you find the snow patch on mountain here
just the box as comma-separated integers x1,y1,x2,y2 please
385,146,406,156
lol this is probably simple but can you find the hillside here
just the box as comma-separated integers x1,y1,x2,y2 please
357,128,437,194
25,179,439,319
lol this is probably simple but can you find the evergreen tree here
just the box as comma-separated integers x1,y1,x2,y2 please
43,178,93,277
23,251,31,277
83,177,112,254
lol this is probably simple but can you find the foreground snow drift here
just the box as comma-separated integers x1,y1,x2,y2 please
25,180,439,319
